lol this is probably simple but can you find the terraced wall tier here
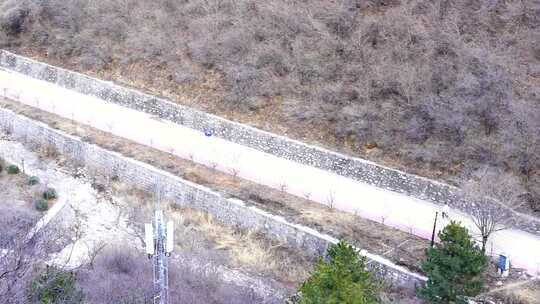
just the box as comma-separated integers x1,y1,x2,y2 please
0,107,427,289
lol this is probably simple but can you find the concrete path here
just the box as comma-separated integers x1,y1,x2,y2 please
1,68,539,275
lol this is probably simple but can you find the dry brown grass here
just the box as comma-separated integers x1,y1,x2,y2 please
106,179,312,285
491,279,540,304
0,158,42,247
0,159,50,209
166,205,312,283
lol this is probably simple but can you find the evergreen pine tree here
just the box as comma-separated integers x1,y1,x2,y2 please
299,241,379,304
419,221,488,304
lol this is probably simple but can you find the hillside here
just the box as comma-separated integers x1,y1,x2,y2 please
1,0,539,213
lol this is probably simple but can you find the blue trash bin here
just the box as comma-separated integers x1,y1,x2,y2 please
498,254,509,275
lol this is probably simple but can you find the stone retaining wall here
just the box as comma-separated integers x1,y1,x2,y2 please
1,50,538,237
0,107,426,289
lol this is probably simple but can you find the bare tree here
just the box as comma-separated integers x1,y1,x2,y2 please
326,188,336,209
461,168,525,253
0,238,35,303
0,224,67,304
228,152,241,178
469,197,508,253
0,211,38,303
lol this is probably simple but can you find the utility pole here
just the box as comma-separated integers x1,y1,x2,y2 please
430,211,438,248
145,184,174,304
430,205,450,248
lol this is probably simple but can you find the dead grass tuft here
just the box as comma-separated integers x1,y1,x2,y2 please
493,280,540,304
165,206,312,283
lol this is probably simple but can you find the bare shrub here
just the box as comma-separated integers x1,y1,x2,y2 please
223,66,263,105
255,51,290,77
75,248,152,304
0,1,29,36
77,247,265,304
0,224,68,304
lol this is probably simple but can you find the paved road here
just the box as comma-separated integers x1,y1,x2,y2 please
1,69,539,275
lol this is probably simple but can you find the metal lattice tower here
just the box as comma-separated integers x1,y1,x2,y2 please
145,184,174,304
152,209,169,304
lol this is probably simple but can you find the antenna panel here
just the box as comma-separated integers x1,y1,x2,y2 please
166,221,174,253
145,223,155,255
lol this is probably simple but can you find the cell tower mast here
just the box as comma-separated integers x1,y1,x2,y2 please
145,184,174,304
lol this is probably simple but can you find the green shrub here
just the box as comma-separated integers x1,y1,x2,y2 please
7,165,20,174
419,221,488,304
43,188,58,200
35,199,49,212
27,266,84,304
299,241,379,304
28,176,40,186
